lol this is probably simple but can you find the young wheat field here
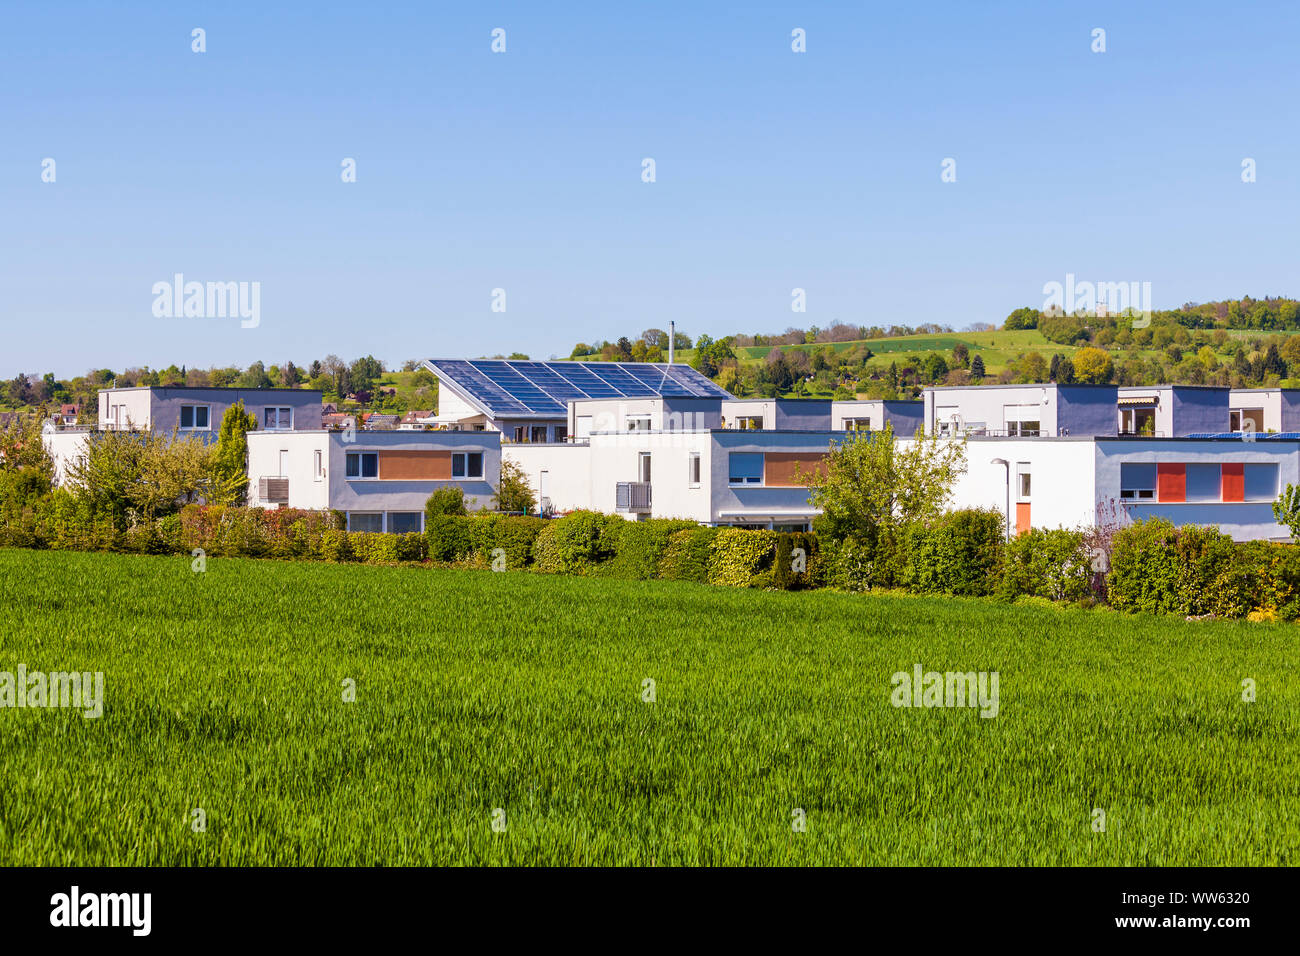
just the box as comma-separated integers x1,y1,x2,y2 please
0,547,1295,865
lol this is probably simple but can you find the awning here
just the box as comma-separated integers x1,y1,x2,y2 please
1117,396,1158,406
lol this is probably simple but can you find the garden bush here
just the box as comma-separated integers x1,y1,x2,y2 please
657,527,720,583
532,510,623,574
898,509,1004,596
599,519,699,580
707,528,778,588
1000,528,1093,602
772,532,819,590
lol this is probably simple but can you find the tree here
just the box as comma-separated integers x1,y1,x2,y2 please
496,459,537,514
210,400,258,505
1013,352,1048,383
1072,347,1114,384
1003,307,1040,330
1273,484,1300,541
0,414,55,522
951,343,969,368
238,361,273,389
800,422,967,549
70,430,214,528
970,354,985,379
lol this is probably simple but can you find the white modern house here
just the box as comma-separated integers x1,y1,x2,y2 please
947,435,1297,542
247,429,502,532
505,426,838,530
44,385,325,487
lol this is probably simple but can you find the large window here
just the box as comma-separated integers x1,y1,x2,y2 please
452,452,484,479
1245,463,1279,501
345,452,378,479
388,512,422,534
1119,463,1156,500
179,404,210,430
842,418,871,431
347,512,382,532
264,406,293,430
626,416,652,431
728,452,763,485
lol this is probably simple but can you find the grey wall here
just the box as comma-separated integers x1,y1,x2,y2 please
327,430,502,513
881,400,924,437
1280,391,1300,432
143,387,323,441
1170,387,1230,436
1056,385,1120,437
773,399,832,431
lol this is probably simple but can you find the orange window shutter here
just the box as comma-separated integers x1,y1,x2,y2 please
1156,463,1185,502
1221,462,1244,502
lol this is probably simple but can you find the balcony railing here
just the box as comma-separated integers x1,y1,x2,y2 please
616,481,652,512
258,476,289,505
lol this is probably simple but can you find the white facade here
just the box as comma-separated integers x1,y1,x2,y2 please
248,430,501,532
945,436,1299,541
505,429,840,528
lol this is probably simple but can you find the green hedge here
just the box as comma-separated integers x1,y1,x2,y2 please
532,510,623,575
658,527,720,583
598,519,699,580
1000,528,1093,603
898,509,1004,597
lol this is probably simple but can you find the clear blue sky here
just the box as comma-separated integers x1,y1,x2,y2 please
3,0,1298,378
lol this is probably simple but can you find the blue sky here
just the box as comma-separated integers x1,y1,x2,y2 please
3,1,1298,378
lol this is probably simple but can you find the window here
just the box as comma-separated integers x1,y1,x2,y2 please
313,450,323,482
346,452,378,479
1185,464,1220,503
388,512,422,534
451,452,484,479
627,416,652,431
530,425,548,443
179,404,210,430
1245,463,1278,501
736,416,763,430
1007,420,1041,437
554,425,567,443
264,407,292,430
1119,463,1156,499
1119,407,1156,436
1016,464,1031,501
688,452,701,487
639,452,652,483
513,426,525,443
728,452,763,485
842,418,871,431
347,512,382,533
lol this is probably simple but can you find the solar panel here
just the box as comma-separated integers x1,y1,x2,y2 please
425,359,734,418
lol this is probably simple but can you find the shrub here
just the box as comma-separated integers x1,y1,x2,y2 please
1000,528,1093,602
899,509,1004,596
320,528,352,562
426,487,467,519
492,515,547,569
602,519,699,580
1108,518,1238,616
532,510,622,574
707,528,778,588
426,514,473,562
658,527,720,583
771,532,819,590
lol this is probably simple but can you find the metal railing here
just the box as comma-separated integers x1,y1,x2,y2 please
616,481,652,512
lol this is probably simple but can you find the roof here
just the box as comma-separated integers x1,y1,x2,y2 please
423,359,734,420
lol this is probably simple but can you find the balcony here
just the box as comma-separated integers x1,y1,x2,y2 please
258,476,289,505
616,481,652,512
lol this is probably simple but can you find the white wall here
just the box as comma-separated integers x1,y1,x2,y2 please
939,438,1098,534
41,428,90,486
503,443,595,514
926,385,1058,435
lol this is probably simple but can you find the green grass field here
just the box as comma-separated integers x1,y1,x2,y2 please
1,548,1295,865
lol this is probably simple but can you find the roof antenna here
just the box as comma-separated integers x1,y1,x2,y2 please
669,320,675,365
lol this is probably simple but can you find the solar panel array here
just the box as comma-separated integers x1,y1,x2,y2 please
426,359,734,418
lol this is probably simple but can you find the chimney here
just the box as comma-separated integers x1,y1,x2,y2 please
669,320,675,365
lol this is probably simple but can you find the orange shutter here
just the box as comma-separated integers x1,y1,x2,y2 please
378,450,451,480
1221,463,1244,502
763,452,829,487
1015,502,1032,535
1156,463,1185,502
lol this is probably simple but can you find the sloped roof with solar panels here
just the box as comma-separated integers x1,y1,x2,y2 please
422,359,735,420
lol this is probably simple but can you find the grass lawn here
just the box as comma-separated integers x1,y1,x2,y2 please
1,547,1296,865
